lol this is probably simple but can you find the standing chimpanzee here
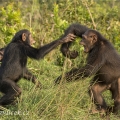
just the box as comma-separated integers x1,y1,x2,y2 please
55,26,120,115
0,29,75,106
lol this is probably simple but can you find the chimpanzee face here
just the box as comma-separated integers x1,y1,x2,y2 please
22,32,35,45
80,30,97,53
28,34,35,45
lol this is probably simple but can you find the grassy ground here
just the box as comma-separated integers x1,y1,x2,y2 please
0,60,120,120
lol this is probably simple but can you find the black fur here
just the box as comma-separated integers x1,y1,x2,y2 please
60,23,89,59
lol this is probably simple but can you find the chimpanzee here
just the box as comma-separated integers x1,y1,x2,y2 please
55,28,120,115
0,29,75,106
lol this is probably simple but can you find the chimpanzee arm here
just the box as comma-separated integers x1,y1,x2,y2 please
26,33,75,60
60,23,89,59
23,68,36,82
63,23,89,39
55,62,104,84
23,68,42,88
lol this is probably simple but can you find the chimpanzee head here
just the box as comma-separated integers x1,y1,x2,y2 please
80,30,99,53
11,29,35,45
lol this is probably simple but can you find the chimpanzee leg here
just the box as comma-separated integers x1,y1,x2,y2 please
23,68,42,88
0,80,21,105
88,82,108,113
110,78,120,114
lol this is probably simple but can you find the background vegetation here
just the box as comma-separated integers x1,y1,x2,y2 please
0,0,120,120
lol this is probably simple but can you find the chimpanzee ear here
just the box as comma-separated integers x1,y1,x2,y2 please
22,33,26,41
92,34,97,43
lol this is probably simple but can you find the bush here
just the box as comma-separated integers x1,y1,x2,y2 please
0,2,26,45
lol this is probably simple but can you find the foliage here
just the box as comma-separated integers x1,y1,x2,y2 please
53,4,69,32
0,2,28,46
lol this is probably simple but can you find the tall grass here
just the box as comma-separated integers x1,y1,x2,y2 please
0,60,119,120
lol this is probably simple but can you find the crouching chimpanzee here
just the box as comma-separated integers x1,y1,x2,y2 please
0,29,75,106
55,24,120,115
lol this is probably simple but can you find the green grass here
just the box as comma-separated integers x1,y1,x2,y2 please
0,60,120,120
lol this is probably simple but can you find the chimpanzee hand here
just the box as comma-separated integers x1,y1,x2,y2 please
67,50,78,59
61,33,76,43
